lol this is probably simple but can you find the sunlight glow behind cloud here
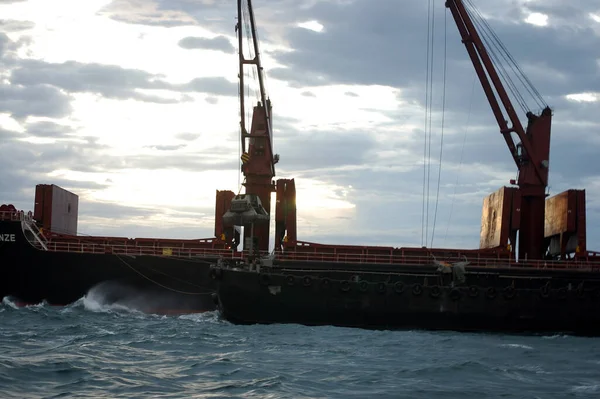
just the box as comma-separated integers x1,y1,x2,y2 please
524,13,548,27
566,92,599,103
297,20,324,33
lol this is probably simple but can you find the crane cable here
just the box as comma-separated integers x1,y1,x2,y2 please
444,76,476,246
429,9,448,249
421,0,435,248
464,0,547,112
238,1,261,194
467,0,547,109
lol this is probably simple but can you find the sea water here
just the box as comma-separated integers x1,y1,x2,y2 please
1,295,600,398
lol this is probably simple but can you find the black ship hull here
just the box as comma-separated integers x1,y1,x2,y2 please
215,261,600,336
0,220,219,313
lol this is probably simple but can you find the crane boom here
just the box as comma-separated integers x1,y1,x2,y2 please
236,0,278,252
446,0,552,260
237,0,276,176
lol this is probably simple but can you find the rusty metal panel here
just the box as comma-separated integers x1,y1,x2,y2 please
544,190,572,237
286,179,297,244
577,190,586,254
275,178,297,249
33,184,46,222
545,189,587,257
479,187,514,249
49,185,79,235
33,184,56,231
567,190,577,232
214,190,235,239
511,189,521,231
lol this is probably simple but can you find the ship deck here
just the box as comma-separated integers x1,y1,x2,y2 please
3,210,599,270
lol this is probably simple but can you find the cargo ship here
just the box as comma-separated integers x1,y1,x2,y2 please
211,0,600,336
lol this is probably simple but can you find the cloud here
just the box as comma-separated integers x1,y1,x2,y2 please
0,83,73,120
0,19,34,32
265,0,600,108
11,60,170,100
104,0,233,32
182,77,237,96
111,147,238,172
99,0,197,27
175,132,200,141
178,35,235,53
0,137,103,209
277,129,376,171
9,59,237,102
0,32,9,58
0,126,20,140
144,144,187,151
25,121,74,138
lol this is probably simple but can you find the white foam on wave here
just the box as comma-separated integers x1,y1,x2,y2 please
1,296,49,310
82,284,146,315
499,343,534,350
178,311,221,324
571,384,600,394
541,334,569,340
1,296,19,309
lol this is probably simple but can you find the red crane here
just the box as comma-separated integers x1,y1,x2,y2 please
446,0,552,260
236,0,279,252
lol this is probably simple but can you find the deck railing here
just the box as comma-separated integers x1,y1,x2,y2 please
44,241,243,259
3,211,599,270
39,241,600,271
277,251,600,271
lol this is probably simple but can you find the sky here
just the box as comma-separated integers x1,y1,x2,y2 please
0,0,599,251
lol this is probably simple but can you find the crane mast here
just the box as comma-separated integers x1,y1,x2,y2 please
236,0,278,252
446,0,552,260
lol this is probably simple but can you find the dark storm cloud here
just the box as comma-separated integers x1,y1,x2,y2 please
178,35,235,53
